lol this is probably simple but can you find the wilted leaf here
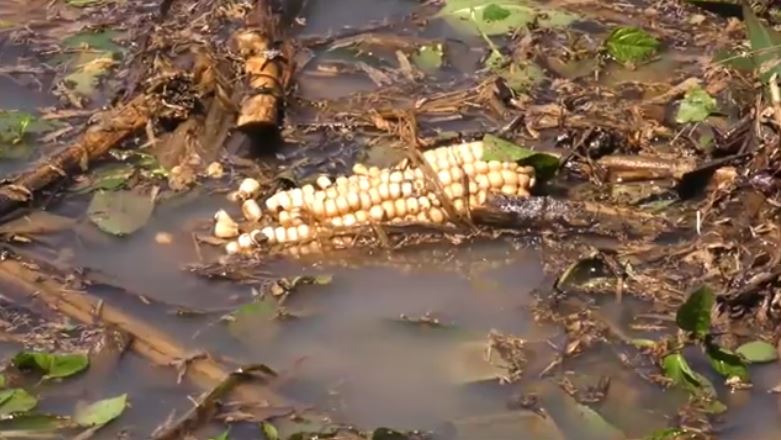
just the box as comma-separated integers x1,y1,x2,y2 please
87,190,155,236
73,394,127,427
482,134,560,181
675,286,714,338
492,59,544,92
742,4,781,82
358,144,407,169
736,340,778,363
13,351,89,380
675,87,717,124
445,340,509,384
437,0,579,36
57,31,123,97
662,353,715,396
705,342,748,381
0,389,37,416
411,44,444,72
605,26,660,64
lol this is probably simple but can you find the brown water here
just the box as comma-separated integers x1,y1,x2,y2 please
2,0,781,439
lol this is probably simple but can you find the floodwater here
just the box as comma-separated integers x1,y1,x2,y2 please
2,0,781,439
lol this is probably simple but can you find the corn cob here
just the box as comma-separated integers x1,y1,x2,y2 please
214,141,536,255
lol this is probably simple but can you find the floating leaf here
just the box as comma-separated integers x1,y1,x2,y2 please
483,4,511,21
71,163,135,194
87,190,155,236
0,110,58,160
675,286,714,338
491,58,545,92
0,413,71,432
705,342,748,381
0,389,37,416
736,340,778,363
644,427,687,440
13,351,89,380
57,31,123,97
437,0,579,36
675,87,717,124
482,134,560,181
742,4,781,82
631,339,658,349
74,394,127,427
411,44,444,72
452,411,566,440
261,422,279,440
209,430,230,440
0,374,6,388
604,26,660,64
662,353,715,396
569,401,625,440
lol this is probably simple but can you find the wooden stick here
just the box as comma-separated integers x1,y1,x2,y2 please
0,94,160,217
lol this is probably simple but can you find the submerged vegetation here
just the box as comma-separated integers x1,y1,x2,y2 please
2,0,781,438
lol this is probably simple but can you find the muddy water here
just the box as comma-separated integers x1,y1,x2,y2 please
3,0,781,439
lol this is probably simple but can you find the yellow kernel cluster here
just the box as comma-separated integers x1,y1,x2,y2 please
214,141,535,255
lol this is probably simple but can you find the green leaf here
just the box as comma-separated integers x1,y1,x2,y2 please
705,343,748,381
411,44,444,72
644,427,686,440
630,339,658,349
74,394,127,427
483,4,511,22
72,163,135,194
56,31,123,97
569,401,625,440
482,134,560,181
0,110,58,160
210,430,230,440
0,413,71,432
604,26,660,64
437,0,579,36
0,389,37,416
13,351,89,380
675,87,717,124
0,374,6,389
742,4,781,82
736,340,778,363
662,353,716,396
87,190,155,236
261,421,279,440
492,59,545,92
675,286,714,338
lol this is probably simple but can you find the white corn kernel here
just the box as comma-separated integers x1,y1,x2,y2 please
369,188,382,204
358,178,371,191
274,226,287,243
302,184,315,194
501,170,518,186
475,161,489,174
429,207,445,224
450,167,464,183
475,174,490,190
265,196,279,212
453,198,466,213
347,191,361,210
418,196,431,210
290,188,304,208
488,171,504,188
403,169,415,180
331,216,343,227
238,178,260,198
369,205,385,221
353,163,369,175
488,161,502,171
368,166,381,177
463,163,475,176
517,187,531,197
389,182,401,200
355,210,368,224
406,197,419,214
358,192,372,210
450,182,466,198
241,199,262,222
238,233,254,249
261,226,275,243
297,224,311,240
312,199,326,218
436,157,450,171
277,192,292,210
382,200,396,218
316,175,332,189
335,195,350,215
501,184,517,195
343,213,357,227
378,182,390,200
287,226,299,242
225,241,240,255
389,171,403,183
437,169,452,185
325,199,338,218
326,187,339,199
336,176,349,187
394,199,407,217
471,142,484,158
416,211,429,222
213,210,239,238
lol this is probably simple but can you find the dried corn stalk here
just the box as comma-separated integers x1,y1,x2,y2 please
213,141,536,255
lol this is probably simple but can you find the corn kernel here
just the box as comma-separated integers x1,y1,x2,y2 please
274,226,286,243
241,199,262,222
316,175,331,189
488,171,504,188
369,205,385,221
394,198,407,217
